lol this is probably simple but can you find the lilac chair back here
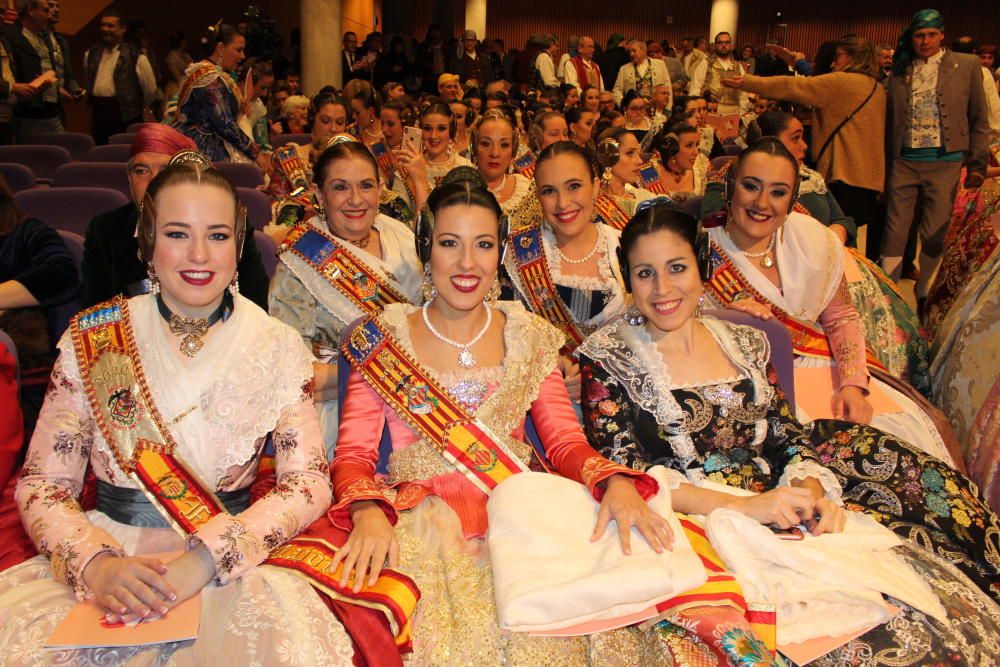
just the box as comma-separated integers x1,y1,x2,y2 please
237,187,272,230
723,144,742,156
705,309,797,411
108,133,137,145
30,132,96,161
254,230,278,278
0,163,36,193
710,155,737,173
0,145,71,182
273,133,312,149
50,230,84,349
53,162,131,198
15,187,129,237
213,162,265,188
126,122,153,133
682,196,703,219
85,144,132,162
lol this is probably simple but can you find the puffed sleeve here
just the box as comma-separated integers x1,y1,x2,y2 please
268,262,320,352
533,365,658,502
198,79,259,160
192,383,333,585
15,350,124,597
819,277,870,390
327,366,398,531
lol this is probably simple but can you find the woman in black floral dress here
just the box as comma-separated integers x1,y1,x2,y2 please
578,200,1000,666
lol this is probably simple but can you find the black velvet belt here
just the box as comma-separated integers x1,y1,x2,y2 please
96,480,251,528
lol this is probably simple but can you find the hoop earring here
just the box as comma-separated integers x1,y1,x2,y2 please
624,304,645,326
421,263,437,302
147,263,161,296
229,271,240,296
486,276,501,304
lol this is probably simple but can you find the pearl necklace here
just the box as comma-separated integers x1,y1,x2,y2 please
487,174,507,195
422,299,493,368
731,229,776,268
555,229,601,265
426,149,455,167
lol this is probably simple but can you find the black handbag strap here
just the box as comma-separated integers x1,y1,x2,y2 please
814,79,878,163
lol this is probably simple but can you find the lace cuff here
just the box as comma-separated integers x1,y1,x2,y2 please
778,460,843,505
660,468,689,490
581,456,659,502
328,478,399,532
62,543,126,600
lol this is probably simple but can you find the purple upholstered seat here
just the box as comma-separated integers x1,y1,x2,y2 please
126,122,153,133
710,155,737,173
15,187,129,237
272,133,312,149
0,145,72,183
682,196,703,219
705,309,797,411
30,132,95,161
254,230,278,279
213,162,265,189
237,187,272,230
108,133,137,145
0,163,37,193
53,162,131,198
85,144,132,162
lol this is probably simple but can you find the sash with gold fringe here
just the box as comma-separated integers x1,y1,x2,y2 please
704,244,888,373
272,144,310,197
342,317,532,495
639,163,667,195
593,194,631,230
514,152,536,180
176,61,243,114
71,298,418,651
279,225,408,316
370,141,396,187
507,224,586,352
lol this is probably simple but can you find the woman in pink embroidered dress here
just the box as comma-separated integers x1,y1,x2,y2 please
0,162,354,664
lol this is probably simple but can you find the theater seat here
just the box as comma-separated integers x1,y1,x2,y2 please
254,230,278,278
85,144,132,162
0,145,71,183
53,162,131,199
273,133,312,149
0,163,36,193
50,230,83,349
705,309,797,411
108,133,137,145
682,195,703,219
238,187,272,230
15,187,129,237
30,132,95,161
213,162,265,188
710,155,737,173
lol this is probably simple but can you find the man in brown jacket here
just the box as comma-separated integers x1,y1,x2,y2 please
882,9,989,301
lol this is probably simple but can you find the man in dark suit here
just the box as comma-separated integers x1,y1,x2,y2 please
341,31,369,84
3,0,62,140
81,125,270,311
882,9,990,304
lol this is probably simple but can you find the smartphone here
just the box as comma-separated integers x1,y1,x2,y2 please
403,126,423,151
768,525,805,540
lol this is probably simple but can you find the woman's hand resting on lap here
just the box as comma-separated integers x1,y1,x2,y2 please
592,474,674,555
735,486,845,536
328,500,400,593
832,385,873,424
83,553,177,623
725,297,773,320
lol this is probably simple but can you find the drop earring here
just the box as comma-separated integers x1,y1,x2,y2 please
624,304,645,326
147,263,161,296
229,271,240,296
486,277,501,304
421,263,437,302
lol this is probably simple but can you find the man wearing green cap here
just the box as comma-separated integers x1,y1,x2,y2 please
882,8,989,305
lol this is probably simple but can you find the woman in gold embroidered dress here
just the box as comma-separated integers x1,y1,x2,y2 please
0,162,353,664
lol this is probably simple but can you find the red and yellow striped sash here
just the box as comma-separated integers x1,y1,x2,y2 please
593,194,631,230
342,318,531,494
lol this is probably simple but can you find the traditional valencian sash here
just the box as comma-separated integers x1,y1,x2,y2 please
507,223,586,352
704,244,888,373
593,194,631,230
272,144,310,197
280,224,408,315
370,141,395,187
342,317,532,495
71,298,418,650
514,152,536,180
639,162,667,195
176,61,242,112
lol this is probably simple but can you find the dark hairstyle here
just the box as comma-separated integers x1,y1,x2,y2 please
137,162,244,262
309,92,348,125
752,108,795,140
168,30,185,51
381,99,415,126
528,110,564,151
535,140,597,181
0,175,21,235
312,140,380,186
653,121,698,164
621,89,646,111
726,137,801,213
952,36,976,54
201,23,240,58
101,8,125,23
618,201,710,292
592,110,622,139
351,87,381,115
420,101,457,138
714,31,731,42
812,41,840,76
417,166,504,264
565,106,596,126
485,90,509,104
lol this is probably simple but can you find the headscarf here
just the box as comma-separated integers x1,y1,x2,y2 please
129,124,197,158
892,9,945,75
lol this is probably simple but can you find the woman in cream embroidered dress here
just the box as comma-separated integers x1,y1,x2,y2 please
708,139,954,465
471,109,539,229
595,128,658,206
578,203,1000,666
326,169,672,664
392,102,472,214
0,163,351,664
504,142,629,399
269,140,422,456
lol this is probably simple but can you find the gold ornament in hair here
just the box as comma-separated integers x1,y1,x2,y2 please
595,137,621,168
470,109,519,164
169,149,212,167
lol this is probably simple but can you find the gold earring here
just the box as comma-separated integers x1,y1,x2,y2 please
421,263,437,302
229,271,240,296
148,263,161,296
486,277,501,304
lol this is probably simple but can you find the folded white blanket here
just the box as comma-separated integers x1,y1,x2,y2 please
487,466,707,634
704,507,947,644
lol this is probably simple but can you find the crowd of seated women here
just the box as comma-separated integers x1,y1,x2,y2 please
0,18,997,667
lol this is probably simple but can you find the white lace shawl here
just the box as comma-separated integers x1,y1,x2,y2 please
277,213,423,329
577,316,841,499
501,172,534,213
58,294,314,487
